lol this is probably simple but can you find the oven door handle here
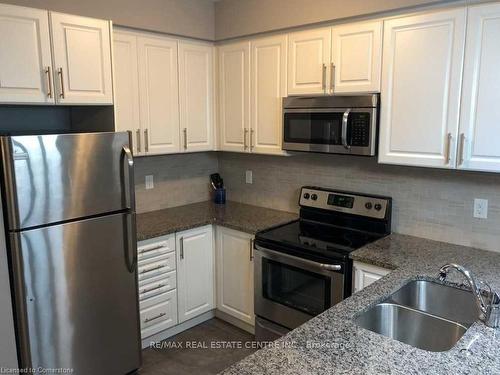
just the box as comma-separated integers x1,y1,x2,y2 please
341,108,351,150
255,245,342,272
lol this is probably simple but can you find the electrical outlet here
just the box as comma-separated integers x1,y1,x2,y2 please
245,170,253,184
473,198,488,219
145,175,154,190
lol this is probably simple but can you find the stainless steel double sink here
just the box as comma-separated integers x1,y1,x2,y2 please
354,280,479,352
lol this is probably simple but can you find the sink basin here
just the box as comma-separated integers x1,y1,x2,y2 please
354,280,478,352
389,280,478,325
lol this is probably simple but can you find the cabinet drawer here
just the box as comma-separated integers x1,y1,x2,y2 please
138,253,176,281
138,271,177,302
138,236,175,262
140,290,177,337
140,285,175,310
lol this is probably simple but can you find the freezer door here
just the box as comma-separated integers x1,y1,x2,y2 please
1,132,135,230
10,212,141,374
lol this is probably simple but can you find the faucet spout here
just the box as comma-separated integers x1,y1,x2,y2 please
438,263,499,328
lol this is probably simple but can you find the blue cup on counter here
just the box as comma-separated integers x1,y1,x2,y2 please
214,188,226,204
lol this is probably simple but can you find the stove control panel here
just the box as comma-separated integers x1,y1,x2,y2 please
300,187,390,219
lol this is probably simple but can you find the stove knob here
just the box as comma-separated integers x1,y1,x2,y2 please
311,194,318,201
365,202,373,210
303,193,310,200
374,203,383,211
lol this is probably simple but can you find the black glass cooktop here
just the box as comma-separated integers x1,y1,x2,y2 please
255,219,384,260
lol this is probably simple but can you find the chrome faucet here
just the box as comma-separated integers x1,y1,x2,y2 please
439,263,500,328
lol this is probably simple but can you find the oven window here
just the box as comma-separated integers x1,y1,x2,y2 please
262,258,331,316
284,112,343,145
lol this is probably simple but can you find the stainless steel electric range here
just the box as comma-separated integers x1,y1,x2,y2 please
254,186,392,341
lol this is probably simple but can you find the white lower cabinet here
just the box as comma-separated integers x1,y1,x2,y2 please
353,261,390,292
137,234,178,338
216,227,254,326
176,225,215,323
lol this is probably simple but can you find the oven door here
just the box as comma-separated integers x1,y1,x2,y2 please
254,245,345,330
283,108,376,155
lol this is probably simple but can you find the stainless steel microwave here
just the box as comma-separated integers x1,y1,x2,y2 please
282,94,379,156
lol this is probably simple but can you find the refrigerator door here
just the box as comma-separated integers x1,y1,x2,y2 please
1,132,135,230
10,212,140,374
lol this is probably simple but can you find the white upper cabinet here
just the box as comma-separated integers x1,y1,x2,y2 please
458,3,500,172
331,20,382,93
176,226,215,323
113,31,142,155
0,4,54,104
218,42,250,152
250,35,287,155
50,12,113,104
138,36,180,155
288,28,331,95
378,8,466,168
179,41,214,152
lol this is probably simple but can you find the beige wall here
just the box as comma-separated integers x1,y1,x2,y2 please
134,152,218,213
219,152,500,253
3,0,215,40
215,0,461,40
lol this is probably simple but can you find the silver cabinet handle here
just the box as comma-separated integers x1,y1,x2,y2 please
250,129,254,151
445,133,452,165
322,64,327,93
458,133,466,166
183,128,188,150
45,66,53,98
138,244,166,255
139,264,165,274
144,312,166,324
136,129,141,153
249,239,254,261
331,63,335,93
144,129,149,153
180,237,184,260
57,67,65,99
243,128,248,150
140,283,165,295
341,108,351,150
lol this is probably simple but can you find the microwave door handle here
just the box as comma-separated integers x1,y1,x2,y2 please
342,109,351,150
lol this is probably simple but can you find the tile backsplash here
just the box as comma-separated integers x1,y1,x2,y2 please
134,152,218,213
218,152,500,253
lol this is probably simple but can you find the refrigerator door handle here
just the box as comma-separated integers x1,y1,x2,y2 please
124,213,138,274
122,145,135,210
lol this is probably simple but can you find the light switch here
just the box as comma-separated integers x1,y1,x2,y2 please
245,170,253,184
473,198,488,219
145,175,154,190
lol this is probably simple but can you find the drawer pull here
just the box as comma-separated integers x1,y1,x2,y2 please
140,284,165,294
139,244,167,255
140,264,166,274
144,312,166,324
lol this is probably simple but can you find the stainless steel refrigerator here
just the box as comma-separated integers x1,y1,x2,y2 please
0,132,141,374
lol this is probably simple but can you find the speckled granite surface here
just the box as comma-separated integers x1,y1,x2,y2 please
223,233,500,375
136,200,298,241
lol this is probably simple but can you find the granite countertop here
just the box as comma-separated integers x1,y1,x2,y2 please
136,200,298,241
223,234,500,375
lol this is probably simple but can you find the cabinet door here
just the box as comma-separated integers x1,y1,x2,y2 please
0,4,54,104
379,9,466,168
138,36,180,155
287,28,331,95
177,226,215,323
216,227,254,325
50,12,113,104
250,35,287,155
331,20,382,93
113,32,142,155
353,262,390,293
458,3,500,172
218,42,250,152
179,41,214,152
